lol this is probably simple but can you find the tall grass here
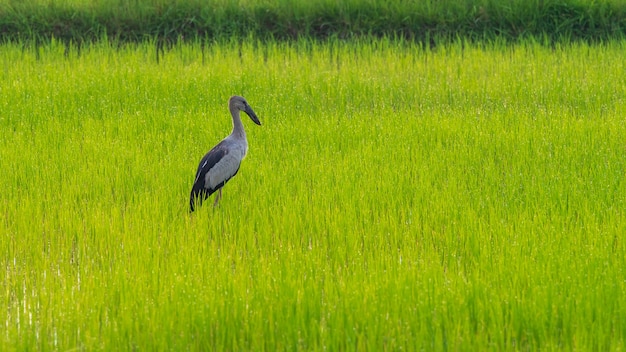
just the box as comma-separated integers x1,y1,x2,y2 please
0,0,625,43
1,38,626,350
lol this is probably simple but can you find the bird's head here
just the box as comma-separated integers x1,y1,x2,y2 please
229,95,261,126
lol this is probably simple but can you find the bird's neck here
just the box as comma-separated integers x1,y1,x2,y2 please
230,108,246,139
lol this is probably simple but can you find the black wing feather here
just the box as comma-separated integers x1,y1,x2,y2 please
189,141,240,212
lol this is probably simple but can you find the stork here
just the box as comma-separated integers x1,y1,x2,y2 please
189,95,261,212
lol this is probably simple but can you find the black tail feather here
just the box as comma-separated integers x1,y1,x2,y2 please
189,186,211,213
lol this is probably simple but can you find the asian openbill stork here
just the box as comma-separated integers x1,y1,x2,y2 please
189,95,261,212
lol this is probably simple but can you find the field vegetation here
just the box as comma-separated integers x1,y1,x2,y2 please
1,37,625,350
0,0,625,44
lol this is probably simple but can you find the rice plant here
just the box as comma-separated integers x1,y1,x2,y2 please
1,38,625,350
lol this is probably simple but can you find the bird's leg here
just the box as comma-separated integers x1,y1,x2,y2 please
213,188,222,207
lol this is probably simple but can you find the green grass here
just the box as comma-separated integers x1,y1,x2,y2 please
2,38,626,350
1,0,625,43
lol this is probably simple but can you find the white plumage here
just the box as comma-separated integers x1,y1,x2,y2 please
189,96,261,212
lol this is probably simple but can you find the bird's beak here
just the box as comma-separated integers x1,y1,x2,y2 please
244,105,262,126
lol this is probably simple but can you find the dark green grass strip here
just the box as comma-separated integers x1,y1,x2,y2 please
0,0,625,44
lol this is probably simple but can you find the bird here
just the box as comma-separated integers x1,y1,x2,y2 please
189,95,261,212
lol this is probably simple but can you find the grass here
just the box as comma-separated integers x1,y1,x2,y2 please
0,0,625,43
1,38,626,350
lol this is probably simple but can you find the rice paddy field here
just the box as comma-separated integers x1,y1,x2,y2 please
1,37,626,350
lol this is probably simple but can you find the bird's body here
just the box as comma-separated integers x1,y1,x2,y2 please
189,96,261,212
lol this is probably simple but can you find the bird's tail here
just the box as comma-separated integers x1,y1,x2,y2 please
189,195,196,213
189,187,203,213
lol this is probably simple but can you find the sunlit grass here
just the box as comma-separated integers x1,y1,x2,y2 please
1,38,626,350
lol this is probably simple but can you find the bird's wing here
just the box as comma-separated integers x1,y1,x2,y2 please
193,144,226,185
192,140,243,192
